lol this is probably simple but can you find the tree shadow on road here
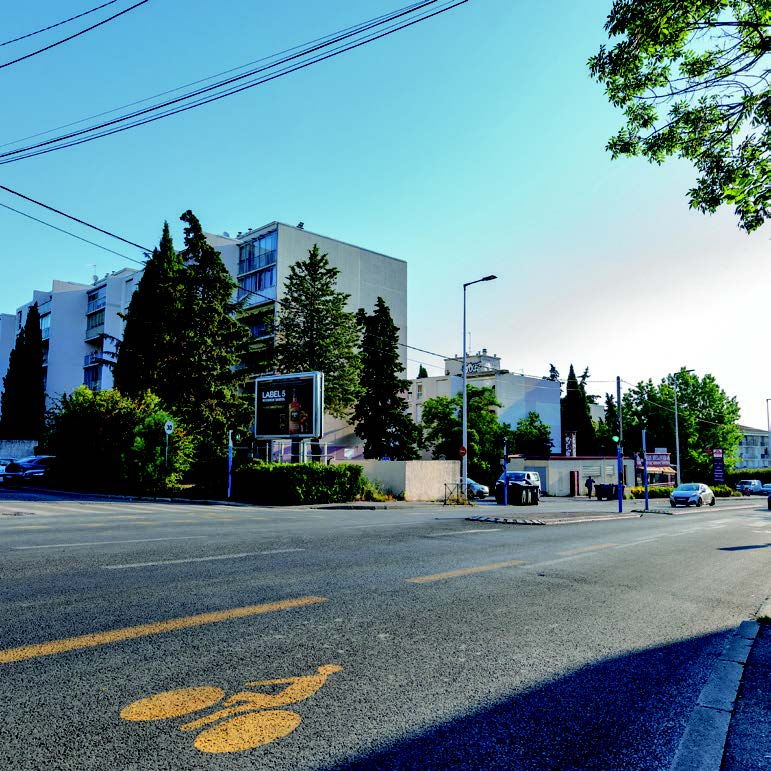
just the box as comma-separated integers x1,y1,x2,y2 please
327,631,730,771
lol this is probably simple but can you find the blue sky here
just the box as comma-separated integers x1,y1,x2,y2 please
1,0,769,429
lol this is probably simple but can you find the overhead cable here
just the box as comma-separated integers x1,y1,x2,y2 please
0,1,123,47
0,0,468,163
0,0,149,71
0,183,151,251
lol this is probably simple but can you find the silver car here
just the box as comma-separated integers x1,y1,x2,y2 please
466,478,489,499
670,483,716,508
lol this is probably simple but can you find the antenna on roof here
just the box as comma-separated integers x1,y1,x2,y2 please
297,222,304,229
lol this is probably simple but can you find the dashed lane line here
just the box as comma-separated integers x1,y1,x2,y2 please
12,535,208,550
425,529,500,537
557,543,618,556
0,596,328,665
407,559,525,583
103,548,306,570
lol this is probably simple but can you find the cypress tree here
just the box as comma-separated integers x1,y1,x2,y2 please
561,364,597,454
353,297,420,459
0,303,45,438
417,364,428,379
113,222,184,397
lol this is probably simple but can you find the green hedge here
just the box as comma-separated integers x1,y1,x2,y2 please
627,483,739,500
724,468,771,486
231,461,364,505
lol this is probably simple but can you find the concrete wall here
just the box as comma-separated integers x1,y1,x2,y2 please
352,459,458,501
0,440,37,460
507,457,636,497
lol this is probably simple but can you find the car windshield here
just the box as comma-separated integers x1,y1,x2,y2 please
738,480,755,485
499,472,526,482
676,484,700,492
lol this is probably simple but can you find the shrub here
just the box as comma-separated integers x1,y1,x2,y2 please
725,468,771,486
627,483,738,499
231,461,364,505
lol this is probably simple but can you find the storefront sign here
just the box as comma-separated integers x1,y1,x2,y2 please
713,448,725,483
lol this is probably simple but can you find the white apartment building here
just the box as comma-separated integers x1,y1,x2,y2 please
735,424,770,469
1,222,407,456
408,350,562,453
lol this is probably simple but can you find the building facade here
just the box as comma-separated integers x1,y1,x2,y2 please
1,222,407,456
735,424,770,469
408,350,562,453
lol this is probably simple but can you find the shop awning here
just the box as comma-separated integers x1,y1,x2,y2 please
646,466,676,474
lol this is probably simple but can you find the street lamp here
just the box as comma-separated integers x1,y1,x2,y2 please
671,368,694,486
462,274,497,499
766,398,770,469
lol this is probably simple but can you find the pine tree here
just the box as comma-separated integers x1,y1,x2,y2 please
113,222,184,398
274,244,362,458
417,364,428,379
561,364,597,454
353,297,420,459
174,210,253,470
0,303,45,439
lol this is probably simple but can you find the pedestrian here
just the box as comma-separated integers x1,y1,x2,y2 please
585,476,594,498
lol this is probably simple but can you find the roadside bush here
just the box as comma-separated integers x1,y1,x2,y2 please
725,468,771,486
628,486,673,499
42,387,192,495
710,484,739,497
231,461,365,505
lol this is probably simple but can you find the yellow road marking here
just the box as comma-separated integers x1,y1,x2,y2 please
406,559,525,584
81,523,108,528
558,543,618,556
171,519,199,524
12,525,50,530
0,596,328,665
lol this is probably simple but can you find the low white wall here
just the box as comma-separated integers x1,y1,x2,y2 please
0,439,37,459
351,460,459,501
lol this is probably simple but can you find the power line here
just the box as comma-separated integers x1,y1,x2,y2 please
0,0,149,71
0,0,430,150
0,183,151,252
0,1,123,47
0,0,468,163
0,201,140,262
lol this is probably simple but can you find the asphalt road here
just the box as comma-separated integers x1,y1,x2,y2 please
0,490,768,770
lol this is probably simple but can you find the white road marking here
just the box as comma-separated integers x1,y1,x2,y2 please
12,536,207,550
103,548,305,569
612,537,661,549
425,529,500,537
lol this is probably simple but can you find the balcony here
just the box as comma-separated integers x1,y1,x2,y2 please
86,297,106,314
84,350,117,367
38,300,52,316
84,324,104,341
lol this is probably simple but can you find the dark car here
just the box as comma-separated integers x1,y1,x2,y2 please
3,455,55,481
495,471,541,505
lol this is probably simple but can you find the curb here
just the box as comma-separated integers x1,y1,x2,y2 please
757,597,771,624
669,620,760,771
467,513,643,526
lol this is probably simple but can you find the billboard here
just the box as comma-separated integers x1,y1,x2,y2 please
254,372,323,439
712,448,725,483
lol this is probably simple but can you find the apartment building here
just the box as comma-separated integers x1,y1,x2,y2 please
408,349,562,454
1,222,407,454
735,424,770,469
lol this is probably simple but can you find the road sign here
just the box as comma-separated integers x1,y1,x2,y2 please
459,446,467,457
164,420,174,435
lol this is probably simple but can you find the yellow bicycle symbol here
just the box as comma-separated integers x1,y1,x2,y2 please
120,664,342,753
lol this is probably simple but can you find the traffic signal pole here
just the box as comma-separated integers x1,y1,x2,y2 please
616,376,623,514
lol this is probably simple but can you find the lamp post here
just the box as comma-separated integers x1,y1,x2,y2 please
462,274,497,499
671,368,694,487
766,398,770,469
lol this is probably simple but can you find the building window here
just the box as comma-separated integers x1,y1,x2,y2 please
86,309,105,330
40,313,51,340
238,266,276,301
87,286,106,314
238,230,277,275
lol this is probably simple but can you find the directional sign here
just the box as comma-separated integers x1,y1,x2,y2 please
164,421,174,435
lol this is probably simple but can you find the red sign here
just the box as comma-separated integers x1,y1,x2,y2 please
459,446,467,457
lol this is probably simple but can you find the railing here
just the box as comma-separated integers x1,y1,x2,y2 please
37,300,52,316
84,323,104,341
443,483,469,505
86,297,106,314
238,250,276,275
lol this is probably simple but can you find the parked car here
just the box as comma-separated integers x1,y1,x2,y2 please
3,455,56,481
0,458,12,482
761,484,771,496
736,479,764,496
495,471,541,505
670,483,716,508
466,478,489,499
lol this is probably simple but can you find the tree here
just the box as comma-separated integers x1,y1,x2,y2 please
544,363,561,382
590,1,770,232
113,222,184,398
561,364,598,454
417,364,429,379
511,411,554,457
353,298,421,459
42,386,192,494
0,303,45,438
174,210,253,477
421,385,513,485
596,393,620,454
274,244,362,457
621,369,741,479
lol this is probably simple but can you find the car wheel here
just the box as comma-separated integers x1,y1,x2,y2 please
670,503,676,508
696,497,703,507
709,496,716,506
